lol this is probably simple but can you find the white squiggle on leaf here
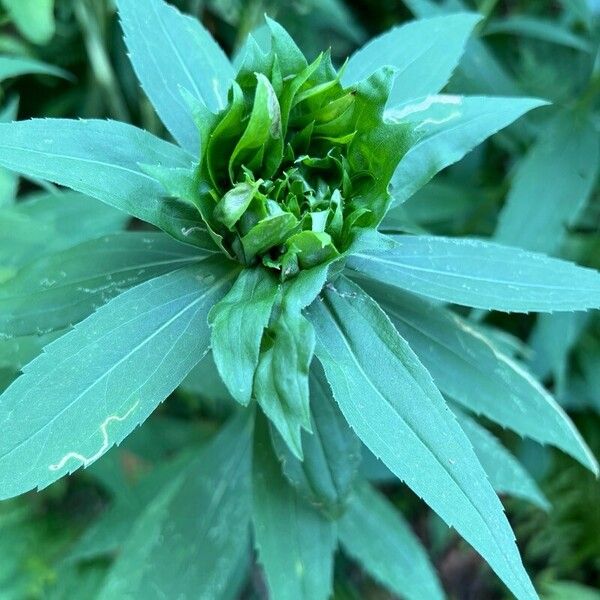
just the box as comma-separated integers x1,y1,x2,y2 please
49,401,140,472
385,95,463,123
415,111,462,131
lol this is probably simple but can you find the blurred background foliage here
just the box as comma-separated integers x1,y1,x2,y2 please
0,0,599,598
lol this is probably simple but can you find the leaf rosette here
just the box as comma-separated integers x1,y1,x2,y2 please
190,20,410,279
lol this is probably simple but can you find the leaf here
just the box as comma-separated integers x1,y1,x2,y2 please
347,235,600,312
98,412,253,599
117,0,233,153
0,119,212,248
0,232,210,337
0,0,55,44
0,98,19,208
255,265,329,458
343,13,480,107
362,282,598,473
0,257,237,499
496,110,600,255
271,362,361,517
387,95,546,206
252,414,336,600
307,277,538,600
0,56,67,82
338,480,444,600
209,267,279,405
453,410,550,510
241,213,299,262
484,16,593,53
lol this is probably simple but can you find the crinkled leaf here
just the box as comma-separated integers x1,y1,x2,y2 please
252,414,336,600
0,119,211,247
348,235,600,312
343,13,480,107
117,0,233,153
387,95,546,206
307,277,537,600
255,265,328,458
0,232,209,337
496,109,600,255
209,267,279,405
271,362,361,517
98,412,252,599
454,410,550,510
339,480,444,600
362,282,598,473
0,257,236,499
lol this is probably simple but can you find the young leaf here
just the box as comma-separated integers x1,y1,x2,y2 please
347,235,600,312
209,267,279,405
98,412,253,599
339,480,444,600
271,363,361,517
454,410,550,510
117,0,234,153
0,232,211,337
307,277,538,600
496,110,600,255
0,258,237,499
387,96,547,206
252,414,336,600
343,13,481,107
0,56,67,82
255,265,329,458
0,119,210,247
362,283,598,473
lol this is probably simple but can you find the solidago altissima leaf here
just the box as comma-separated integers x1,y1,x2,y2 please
307,277,538,600
0,257,237,499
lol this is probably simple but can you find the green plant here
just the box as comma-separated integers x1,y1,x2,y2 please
0,0,600,598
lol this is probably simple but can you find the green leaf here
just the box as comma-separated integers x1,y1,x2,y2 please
387,96,546,206
0,98,19,208
242,213,299,263
343,13,481,107
271,363,361,517
98,412,252,599
338,480,444,600
0,232,209,337
496,110,600,255
348,235,600,312
363,283,598,473
214,180,261,230
209,267,279,405
484,16,593,53
252,414,336,600
307,277,538,600
117,0,233,153
453,410,550,510
255,265,328,458
0,56,66,82
0,119,211,247
0,0,55,44
0,257,237,499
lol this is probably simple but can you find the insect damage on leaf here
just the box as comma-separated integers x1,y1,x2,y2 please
188,21,412,280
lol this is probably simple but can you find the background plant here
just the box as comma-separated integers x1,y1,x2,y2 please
0,1,599,599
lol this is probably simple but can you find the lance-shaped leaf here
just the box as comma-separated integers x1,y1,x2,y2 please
307,277,538,600
0,257,237,499
0,56,67,82
252,414,336,600
0,232,211,337
454,410,549,510
99,412,252,599
209,267,280,405
496,109,600,255
361,283,598,473
271,363,361,517
347,235,600,312
339,480,444,600
255,264,329,458
387,95,546,206
117,0,233,153
343,13,480,108
0,119,211,247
